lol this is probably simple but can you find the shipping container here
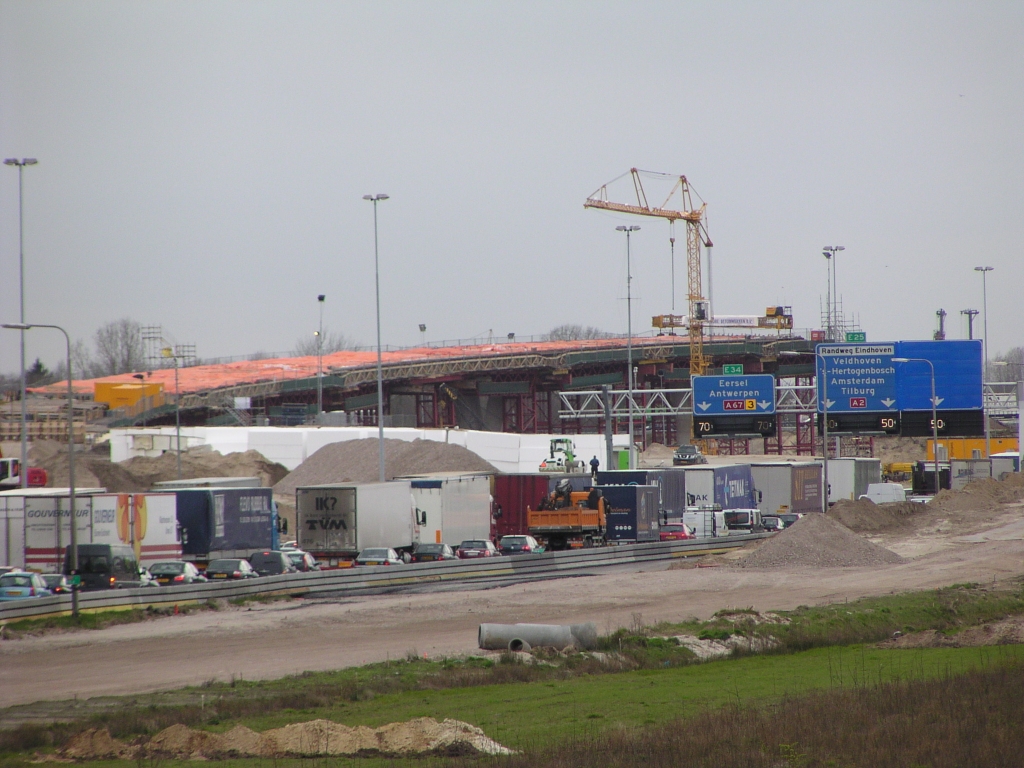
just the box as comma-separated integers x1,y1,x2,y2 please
990,452,1019,479
596,469,687,520
174,488,276,561
491,474,557,539
750,462,823,517
295,482,415,565
912,462,951,494
154,476,262,490
408,474,491,547
927,437,1018,461
950,459,991,490
22,493,181,572
827,458,881,503
599,484,658,543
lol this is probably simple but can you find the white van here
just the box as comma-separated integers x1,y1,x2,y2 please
858,483,907,504
682,506,729,538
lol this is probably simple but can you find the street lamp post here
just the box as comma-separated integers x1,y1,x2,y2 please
4,158,38,488
823,246,845,341
316,294,325,417
975,266,993,459
616,224,640,469
781,350,829,513
161,347,183,479
893,358,939,496
363,193,390,482
3,322,78,617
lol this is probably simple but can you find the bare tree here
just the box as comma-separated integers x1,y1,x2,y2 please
93,318,146,376
293,328,358,356
51,339,96,382
546,324,613,341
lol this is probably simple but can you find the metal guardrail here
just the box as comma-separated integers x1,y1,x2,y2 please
0,534,764,624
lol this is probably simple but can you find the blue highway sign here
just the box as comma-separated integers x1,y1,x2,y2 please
816,343,897,413
894,340,983,411
692,374,776,416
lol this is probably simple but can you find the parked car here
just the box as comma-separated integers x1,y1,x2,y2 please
41,574,73,594
205,559,259,580
248,551,298,576
279,540,300,551
0,571,52,600
354,548,404,566
286,550,321,572
659,523,695,542
457,539,499,559
498,535,544,555
148,561,208,585
777,513,802,528
672,444,708,466
411,543,457,562
761,516,785,532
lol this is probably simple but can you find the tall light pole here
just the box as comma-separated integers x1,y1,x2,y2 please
616,224,640,469
4,158,38,488
893,357,939,496
823,246,845,340
781,350,829,513
975,266,993,458
364,193,389,482
161,347,183,479
3,322,78,617
316,294,325,417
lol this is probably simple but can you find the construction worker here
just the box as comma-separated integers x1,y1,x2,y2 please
590,455,600,478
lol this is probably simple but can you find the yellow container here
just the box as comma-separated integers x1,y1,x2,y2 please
927,437,1018,461
94,382,164,410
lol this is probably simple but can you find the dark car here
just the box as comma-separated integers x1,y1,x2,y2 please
64,544,142,590
456,540,499,559
777,513,802,528
410,543,457,563
148,561,208,586
498,535,544,555
673,445,707,466
248,550,298,576
286,550,321,572
205,559,259,580
41,574,73,594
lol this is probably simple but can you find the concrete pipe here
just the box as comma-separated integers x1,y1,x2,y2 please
478,622,598,651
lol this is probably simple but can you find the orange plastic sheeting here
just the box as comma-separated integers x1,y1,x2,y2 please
34,336,705,397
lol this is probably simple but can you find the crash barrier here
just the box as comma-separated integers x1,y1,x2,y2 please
0,533,766,624
478,622,598,651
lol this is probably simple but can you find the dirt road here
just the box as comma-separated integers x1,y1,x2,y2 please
3,510,1023,709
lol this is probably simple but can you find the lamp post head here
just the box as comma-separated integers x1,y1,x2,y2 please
974,266,993,273
317,294,325,302
616,225,640,233
3,158,37,166
419,324,426,332
891,357,908,363
364,194,389,202
1,323,30,330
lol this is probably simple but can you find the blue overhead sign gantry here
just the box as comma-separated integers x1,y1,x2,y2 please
816,343,897,413
692,374,776,416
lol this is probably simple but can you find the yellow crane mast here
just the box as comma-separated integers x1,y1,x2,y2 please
584,168,713,376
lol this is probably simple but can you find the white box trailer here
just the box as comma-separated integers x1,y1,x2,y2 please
951,459,991,491
20,492,181,572
406,474,491,547
828,458,882,504
295,482,416,566
750,462,823,517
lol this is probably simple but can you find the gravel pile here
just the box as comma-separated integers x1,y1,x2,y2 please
274,438,497,495
828,498,923,534
738,512,904,569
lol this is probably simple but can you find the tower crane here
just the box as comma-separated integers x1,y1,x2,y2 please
585,168,713,377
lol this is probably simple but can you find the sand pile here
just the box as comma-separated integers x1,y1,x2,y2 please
828,498,923,534
39,445,288,492
274,438,497,495
932,477,1024,512
58,718,513,760
738,513,904,569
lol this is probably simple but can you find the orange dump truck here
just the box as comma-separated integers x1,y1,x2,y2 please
527,481,606,551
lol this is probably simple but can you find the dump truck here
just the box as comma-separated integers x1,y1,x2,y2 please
527,478,606,550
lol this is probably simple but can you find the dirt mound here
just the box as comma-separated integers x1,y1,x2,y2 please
37,445,288,492
932,477,1024,512
879,615,1024,649
59,718,512,760
59,729,131,760
274,438,497,495
828,498,923,534
738,512,904,569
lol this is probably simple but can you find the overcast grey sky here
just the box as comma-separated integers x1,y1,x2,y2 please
2,1,1022,375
